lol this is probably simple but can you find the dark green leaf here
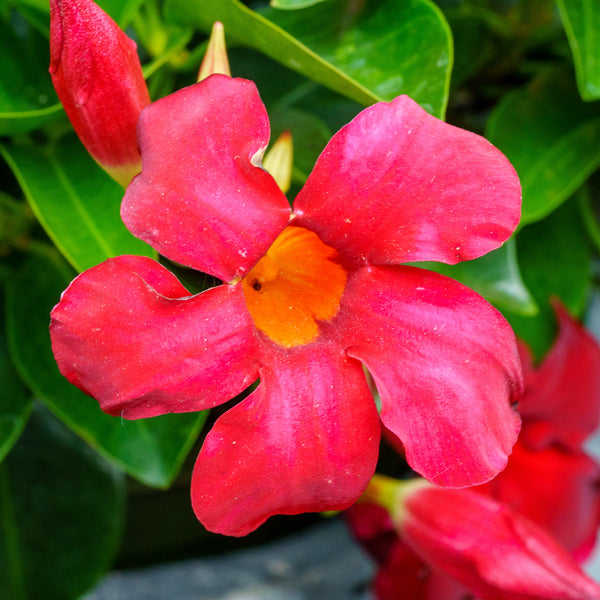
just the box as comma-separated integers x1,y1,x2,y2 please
0,19,62,135
0,136,155,273
0,404,124,600
486,71,600,225
557,0,600,101
165,0,452,117
5,246,206,488
414,239,537,317
506,199,591,359
0,294,32,463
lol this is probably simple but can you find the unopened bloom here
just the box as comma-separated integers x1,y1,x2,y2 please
49,0,150,186
51,74,522,536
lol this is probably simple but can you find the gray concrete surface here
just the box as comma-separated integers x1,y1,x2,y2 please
85,518,374,600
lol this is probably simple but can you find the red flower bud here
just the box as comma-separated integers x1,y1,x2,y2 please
49,0,150,186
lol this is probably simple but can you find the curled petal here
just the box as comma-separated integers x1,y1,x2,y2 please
294,95,521,267
340,265,522,487
519,301,600,450
191,340,381,536
50,255,258,418
122,76,291,281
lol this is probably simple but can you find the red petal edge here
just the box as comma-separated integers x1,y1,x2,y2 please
50,255,258,418
191,339,381,536
339,265,522,487
122,76,291,281
294,95,521,267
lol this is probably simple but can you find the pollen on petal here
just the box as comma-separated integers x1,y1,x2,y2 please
242,226,347,347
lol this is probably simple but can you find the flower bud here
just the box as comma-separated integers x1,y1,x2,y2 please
197,22,231,82
49,0,150,186
263,131,293,194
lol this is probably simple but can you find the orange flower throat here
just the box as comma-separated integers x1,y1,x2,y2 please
241,226,347,348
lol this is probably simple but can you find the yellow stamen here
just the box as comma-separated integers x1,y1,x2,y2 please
242,226,347,347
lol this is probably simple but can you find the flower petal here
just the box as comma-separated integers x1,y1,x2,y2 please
121,76,291,281
50,255,258,418
293,95,520,266
481,443,600,560
340,265,522,487
191,340,381,536
402,486,600,600
519,301,600,450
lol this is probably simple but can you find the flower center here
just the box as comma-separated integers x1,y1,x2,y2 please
241,226,347,348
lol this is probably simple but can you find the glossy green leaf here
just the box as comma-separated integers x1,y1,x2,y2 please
0,296,32,463
0,404,124,600
557,0,600,101
0,19,62,135
0,136,155,273
271,0,328,8
5,246,206,488
414,239,537,317
506,199,591,359
486,72,600,225
164,0,452,117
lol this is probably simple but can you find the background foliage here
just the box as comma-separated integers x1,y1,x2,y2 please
1,0,600,597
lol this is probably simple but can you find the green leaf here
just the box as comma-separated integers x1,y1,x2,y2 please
5,246,206,488
0,296,32,463
271,0,328,8
557,0,600,101
486,71,600,225
506,199,591,359
414,239,537,317
0,404,124,600
0,136,155,273
164,0,452,117
0,19,62,135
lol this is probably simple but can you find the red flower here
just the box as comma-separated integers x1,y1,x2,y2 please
49,0,150,186
50,74,522,536
400,485,600,600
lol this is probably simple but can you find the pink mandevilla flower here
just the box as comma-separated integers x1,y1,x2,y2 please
50,74,523,536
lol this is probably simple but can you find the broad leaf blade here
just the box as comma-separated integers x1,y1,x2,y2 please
557,0,600,101
5,246,206,488
0,404,124,600
487,72,600,225
164,0,452,117
1,137,155,273
0,19,62,135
